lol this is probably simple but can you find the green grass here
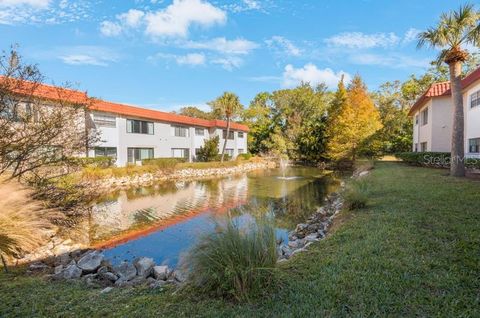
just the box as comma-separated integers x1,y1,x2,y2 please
1,162,479,317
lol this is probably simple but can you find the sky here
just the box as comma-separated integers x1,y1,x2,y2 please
0,0,472,112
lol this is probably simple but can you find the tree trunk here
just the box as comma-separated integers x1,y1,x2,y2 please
221,117,231,163
448,62,465,177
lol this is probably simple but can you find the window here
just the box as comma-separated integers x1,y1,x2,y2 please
414,144,418,152
225,149,234,157
172,148,190,159
238,149,245,154
420,142,427,152
470,90,480,109
174,126,189,137
94,147,117,158
222,130,234,140
127,148,154,163
195,148,201,156
415,115,419,125
127,119,154,134
421,108,428,125
195,128,205,136
469,138,480,153
238,132,244,138
94,113,116,128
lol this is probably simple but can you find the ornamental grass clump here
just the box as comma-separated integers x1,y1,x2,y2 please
344,179,370,210
0,178,59,271
183,218,278,302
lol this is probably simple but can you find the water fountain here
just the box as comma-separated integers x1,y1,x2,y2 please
277,157,300,180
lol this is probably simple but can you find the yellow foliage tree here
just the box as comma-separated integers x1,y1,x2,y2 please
327,75,382,162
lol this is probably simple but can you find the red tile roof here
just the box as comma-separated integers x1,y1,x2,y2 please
91,100,249,131
0,75,88,104
408,66,480,116
1,76,249,132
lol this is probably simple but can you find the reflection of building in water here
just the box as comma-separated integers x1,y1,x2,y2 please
89,176,249,244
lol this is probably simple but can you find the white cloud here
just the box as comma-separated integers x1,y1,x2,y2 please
350,53,430,69
50,46,120,67
118,9,145,28
176,53,206,65
100,21,122,37
211,56,243,71
282,63,351,89
0,0,91,25
183,37,258,54
403,28,421,44
0,0,51,8
325,32,400,49
144,0,226,37
149,52,206,66
100,0,226,38
265,36,302,56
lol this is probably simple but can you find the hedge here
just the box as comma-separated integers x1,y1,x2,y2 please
142,158,186,169
70,156,115,168
396,152,480,169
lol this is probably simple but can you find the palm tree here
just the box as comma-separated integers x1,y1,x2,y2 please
209,92,243,162
417,4,480,177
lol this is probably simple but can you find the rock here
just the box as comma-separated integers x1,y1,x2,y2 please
99,271,118,282
290,248,306,257
100,287,113,294
113,261,137,281
295,223,308,232
280,245,292,258
304,233,319,242
277,258,288,264
133,257,155,278
317,230,326,238
153,265,169,281
359,171,369,177
54,265,64,275
97,266,108,274
173,270,186,283
62,264,82,279
304,242,314,249
149,280,167,289
29,262,49,271
288,239,305,249
77,250,104,273
55,253,71,266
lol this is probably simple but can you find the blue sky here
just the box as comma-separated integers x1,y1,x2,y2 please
0,0,471,111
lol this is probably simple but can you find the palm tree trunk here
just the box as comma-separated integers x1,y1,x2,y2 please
221,117,231,163
448,61,465,177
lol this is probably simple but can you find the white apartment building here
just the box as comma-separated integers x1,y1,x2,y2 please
88,100,248,166
409,67,480,158
3,78,248,166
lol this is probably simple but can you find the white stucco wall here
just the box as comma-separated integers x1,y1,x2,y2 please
412,100,433,151
464,79,480,158
431,96,453,152
90,112,248,166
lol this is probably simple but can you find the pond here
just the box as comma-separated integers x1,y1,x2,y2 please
83,167,341,267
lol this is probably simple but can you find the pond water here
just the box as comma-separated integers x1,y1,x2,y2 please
85,167,340,267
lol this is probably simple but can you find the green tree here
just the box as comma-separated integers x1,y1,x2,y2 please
209,92,243,162
196,136,219,162
177,106,214,120
242,92,273,155
326,75,382,162
417,3,480,177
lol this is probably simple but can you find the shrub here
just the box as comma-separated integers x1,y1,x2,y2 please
69,156,115,168
0,178,60,271
142,158,185,170
344,179,370,210
237,153,252,161
196,136,220,162
182,218,277,302
214,153,231,161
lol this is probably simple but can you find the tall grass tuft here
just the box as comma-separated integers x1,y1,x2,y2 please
0,178,59,271
182,218,278,302
344,179,370,210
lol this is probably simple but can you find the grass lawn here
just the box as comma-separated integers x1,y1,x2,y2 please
1,162,479,317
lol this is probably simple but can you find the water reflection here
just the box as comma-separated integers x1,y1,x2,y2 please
82,167,340,266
